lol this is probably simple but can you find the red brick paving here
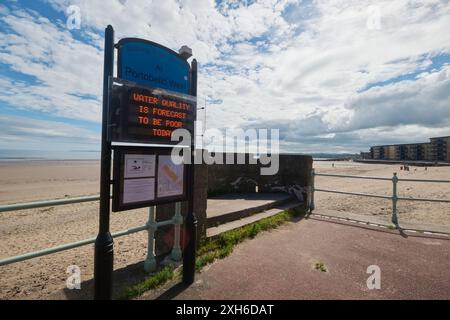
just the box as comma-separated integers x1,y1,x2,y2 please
148,217,450,300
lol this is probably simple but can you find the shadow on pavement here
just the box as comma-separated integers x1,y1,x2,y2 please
155,282,189,300
59,255,173,300
396,225,409,238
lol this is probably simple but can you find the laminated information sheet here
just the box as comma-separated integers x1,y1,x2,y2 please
157,155,184,198
123,178,155,204
124,154,156,178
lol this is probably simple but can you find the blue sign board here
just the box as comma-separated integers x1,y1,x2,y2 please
117,38,190,94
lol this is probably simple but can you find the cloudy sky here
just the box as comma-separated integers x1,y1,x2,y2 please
0,0,450,157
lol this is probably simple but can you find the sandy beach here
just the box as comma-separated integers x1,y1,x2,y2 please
314,161,450,226
0,160,101,204
0,160,450,299
0,160,150,299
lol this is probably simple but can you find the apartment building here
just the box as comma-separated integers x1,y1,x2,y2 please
366,136,450,162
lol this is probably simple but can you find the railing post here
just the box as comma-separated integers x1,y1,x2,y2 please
171,202,183,261
309,169,315,212
391,173,399,226
144,206,157,273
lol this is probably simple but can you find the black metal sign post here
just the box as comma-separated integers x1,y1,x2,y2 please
183,59,197,285
94,25,115,300
94,24,198,298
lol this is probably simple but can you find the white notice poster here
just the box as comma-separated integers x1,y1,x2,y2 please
123,178,155,204
124,154,156,178
157,155,184,198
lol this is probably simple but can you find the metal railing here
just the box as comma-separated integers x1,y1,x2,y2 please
0,196,183,272
309,169,450,225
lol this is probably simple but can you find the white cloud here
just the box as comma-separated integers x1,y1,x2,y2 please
346,64,450,131
0,115,99,145
0,9,103,121
0,0,450,153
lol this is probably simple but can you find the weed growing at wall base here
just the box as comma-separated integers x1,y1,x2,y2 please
117,266,176,300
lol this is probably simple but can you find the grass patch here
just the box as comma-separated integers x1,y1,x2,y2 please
314,262,328,272
119,206,306,299
196,207,304,262
116,266,176,300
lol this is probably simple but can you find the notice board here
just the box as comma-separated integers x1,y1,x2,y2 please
112,147,187,212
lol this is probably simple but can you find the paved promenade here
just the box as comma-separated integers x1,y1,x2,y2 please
142,217,450,300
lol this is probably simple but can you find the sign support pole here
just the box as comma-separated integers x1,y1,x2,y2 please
183,59,198,285
94,25,115,300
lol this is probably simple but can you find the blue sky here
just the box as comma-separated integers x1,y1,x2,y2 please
1,0,450,158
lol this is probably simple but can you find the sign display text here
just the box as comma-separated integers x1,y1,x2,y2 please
109,78,196,145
